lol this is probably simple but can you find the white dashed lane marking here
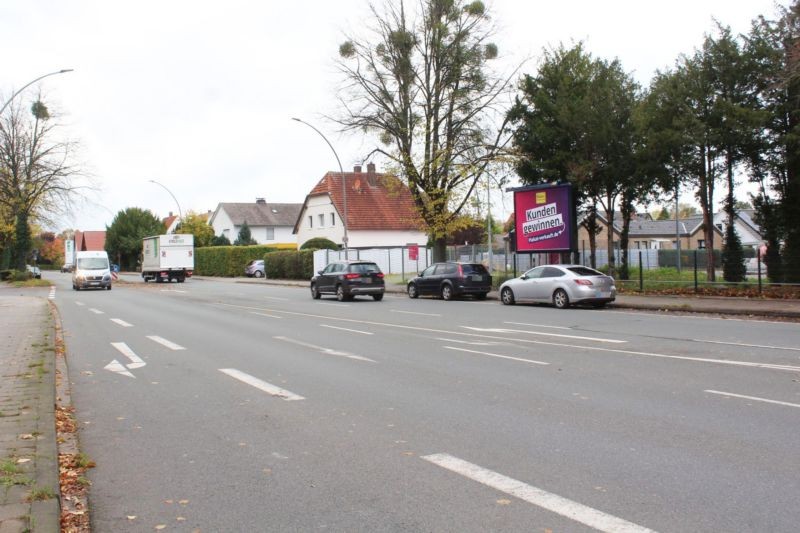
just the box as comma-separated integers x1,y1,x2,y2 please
89,308,104,315
444,346,549,366
705,390,800,409
422,453,657,533
146,336,186,350
110,318,133,327
219,369,305,401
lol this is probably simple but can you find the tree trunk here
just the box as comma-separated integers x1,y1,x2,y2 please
431,237,447,263
619,196,634,280
13,211,31,271
605,196,616,277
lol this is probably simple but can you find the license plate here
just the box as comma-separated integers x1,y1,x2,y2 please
471,275,483,282
362,277,372,284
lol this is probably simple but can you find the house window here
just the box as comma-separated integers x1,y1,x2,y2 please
308,216,313,228
698,239,706,249
266,228,274,240
318,214,325,227
330,213,335,226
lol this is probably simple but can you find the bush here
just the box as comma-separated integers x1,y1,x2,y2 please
264,250,314,279
194,245,278,277
300,237,339,251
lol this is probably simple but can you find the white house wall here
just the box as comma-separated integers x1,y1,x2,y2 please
296,195,343,247
211,208,297,245
347,230,427,248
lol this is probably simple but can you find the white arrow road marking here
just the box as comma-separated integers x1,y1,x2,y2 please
705,390,800,409
146,336,186,350
273,336,376,363
110,318,133,327
219,369,305,401
89,308,104,314
461,326,626,344
422,453,657,533
111,342,146,369
103,360,135,378
444,346,549,366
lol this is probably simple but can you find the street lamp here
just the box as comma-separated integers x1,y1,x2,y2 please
292,117,348,254
148,180,183,233
0,69,74,117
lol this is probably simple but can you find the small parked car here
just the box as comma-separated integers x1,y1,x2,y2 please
26,265,41,279
310,260,385,301
407,262,492,300
245,259,265,278
499,264,615,309
61,263,73,273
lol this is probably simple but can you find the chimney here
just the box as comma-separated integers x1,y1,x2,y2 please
366,162,377,187
256,198,266,205
169,211,173,217
354,164,362,173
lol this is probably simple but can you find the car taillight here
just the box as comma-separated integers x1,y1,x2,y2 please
344,273,360,279
376,272,384,278
575,279,593,286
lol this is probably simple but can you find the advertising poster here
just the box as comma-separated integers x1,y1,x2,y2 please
513,184,575,253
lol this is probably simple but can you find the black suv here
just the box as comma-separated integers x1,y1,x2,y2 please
311,260,385,301
407,262,492,300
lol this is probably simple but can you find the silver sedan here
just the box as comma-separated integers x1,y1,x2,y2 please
499,264,616,309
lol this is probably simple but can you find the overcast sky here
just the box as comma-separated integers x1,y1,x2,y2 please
1,0,788,232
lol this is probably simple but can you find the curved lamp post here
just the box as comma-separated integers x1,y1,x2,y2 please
148,180,183,233
0,69,74,117
292,117,348,254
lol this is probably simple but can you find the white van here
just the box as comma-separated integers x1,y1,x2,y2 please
72,251,112,291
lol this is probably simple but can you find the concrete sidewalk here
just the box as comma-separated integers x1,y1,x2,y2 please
0,292,60,532
200,276,800,320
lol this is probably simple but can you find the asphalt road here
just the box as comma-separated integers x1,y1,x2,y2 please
51,272,800,532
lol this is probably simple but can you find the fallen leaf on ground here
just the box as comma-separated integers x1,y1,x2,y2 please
497,499,512,505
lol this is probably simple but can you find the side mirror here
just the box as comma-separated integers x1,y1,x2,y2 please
317,270,324,275
521,274,529,280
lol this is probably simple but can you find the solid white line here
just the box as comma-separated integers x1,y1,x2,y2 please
321,324,373,335
110,342,146,369
160,289,187,293
705,390,800,409
461,326,626,344
219,368,305,401
422,454,656,533
391,310,441,317
504,321,571,330
444,346,549,366
146,335,186,350
89,308,104,315
436,338,498,346
273,336,376,362
249,311,283,319
110,318,133,328
212,303,800,373
693,339,800,352
263,296,289,301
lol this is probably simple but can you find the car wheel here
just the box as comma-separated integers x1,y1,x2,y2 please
254,270,264,278
407,283,419,299
336,285,346,302
311,283,321,299
553,289,570,309
372,293,384,301
107,285,112,291
501,287,515,305
441,284,453,301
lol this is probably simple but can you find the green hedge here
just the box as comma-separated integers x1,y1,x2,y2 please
194,245,278,277
264,250,314,280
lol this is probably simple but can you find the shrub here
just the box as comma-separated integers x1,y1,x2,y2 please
194,245,278,277
264,250,314,279
300,237,339,251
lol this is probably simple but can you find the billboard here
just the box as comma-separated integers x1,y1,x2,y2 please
512,184,576,253
64,239,75,265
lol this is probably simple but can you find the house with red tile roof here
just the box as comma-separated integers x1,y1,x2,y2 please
73,230,106,252
293,163,427,249
161,212,180,233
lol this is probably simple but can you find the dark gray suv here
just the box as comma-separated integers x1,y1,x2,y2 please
407,262,491,300
310,260,385,301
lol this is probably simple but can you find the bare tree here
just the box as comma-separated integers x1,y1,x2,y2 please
0,97,88,270
335,0,520,260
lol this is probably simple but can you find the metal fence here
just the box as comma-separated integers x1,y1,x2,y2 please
313,247,433,277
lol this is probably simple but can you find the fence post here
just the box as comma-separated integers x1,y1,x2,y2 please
402,247,405,282
694,250,698,293
639,250,643,292
757,247,762,295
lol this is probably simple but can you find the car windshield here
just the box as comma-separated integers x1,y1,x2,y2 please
461,264,488,275
567,266,603,276
77,258,109,270
350,263,381,274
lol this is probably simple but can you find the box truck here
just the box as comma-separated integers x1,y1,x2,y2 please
141,234,194,283
72,250,112,290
